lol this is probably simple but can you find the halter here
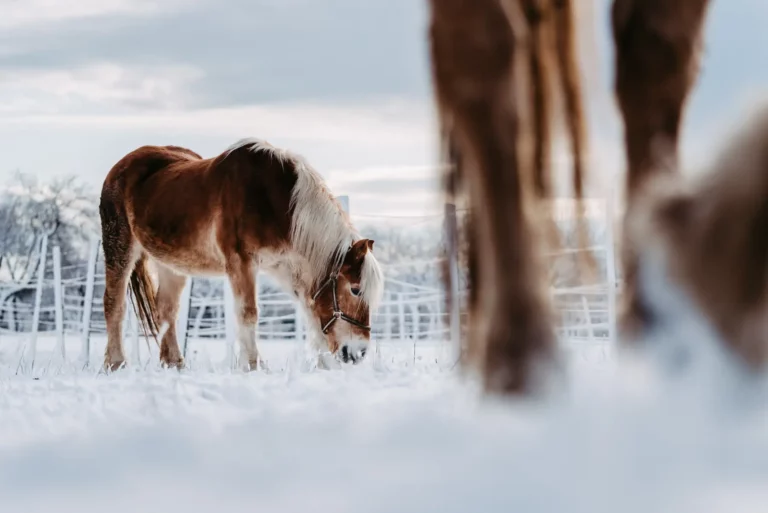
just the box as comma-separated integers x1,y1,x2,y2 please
312,272,371,334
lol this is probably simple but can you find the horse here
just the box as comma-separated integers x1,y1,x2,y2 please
625,107,768,371
428,0,768,394
98,139,384,371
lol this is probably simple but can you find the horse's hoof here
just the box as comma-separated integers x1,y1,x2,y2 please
160,357,185,370
240,359,267,372
103,360,125,373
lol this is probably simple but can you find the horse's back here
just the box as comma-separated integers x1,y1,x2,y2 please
100,143,203,201
98,145,217,268
100,141,299,275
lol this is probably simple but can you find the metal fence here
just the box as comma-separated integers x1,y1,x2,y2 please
0,196,619,366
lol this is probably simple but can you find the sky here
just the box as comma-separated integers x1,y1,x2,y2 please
1,0,768,217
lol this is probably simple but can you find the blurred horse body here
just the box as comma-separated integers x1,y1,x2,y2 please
428,0,768,393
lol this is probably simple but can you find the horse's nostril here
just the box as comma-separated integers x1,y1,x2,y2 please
339,345,367,364
341,345,350,362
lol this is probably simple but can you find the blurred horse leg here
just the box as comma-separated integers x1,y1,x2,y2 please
429,0,556,394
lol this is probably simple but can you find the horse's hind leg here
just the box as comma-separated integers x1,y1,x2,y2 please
103,257,138,371
154,264,188,369
101,182,140,371
102,243,139,372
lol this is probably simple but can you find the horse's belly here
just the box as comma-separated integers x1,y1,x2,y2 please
136,225,226,276
153,249,226,277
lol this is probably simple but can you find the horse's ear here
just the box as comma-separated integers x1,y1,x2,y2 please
350,239,371,261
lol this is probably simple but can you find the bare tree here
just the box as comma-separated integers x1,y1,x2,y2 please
0,171,98,284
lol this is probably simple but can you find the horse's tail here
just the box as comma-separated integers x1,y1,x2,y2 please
553,0,596,281
526,0,595,279
128,255,159,344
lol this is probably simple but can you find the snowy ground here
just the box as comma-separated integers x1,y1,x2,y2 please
1,334,767,513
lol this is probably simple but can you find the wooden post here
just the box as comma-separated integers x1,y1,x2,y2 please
398,292,406,341
444,202,462,363
178,279,193,357
254,271,261,345
605,190,618,344
129,308,141,365
8,295,16,332
581,296,595,343
80,238,99,367
384,292,392,341
52,244,65,360
28,234,49,369
223,279,237,369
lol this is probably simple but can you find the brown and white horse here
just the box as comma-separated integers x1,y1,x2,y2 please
429,0,768,394
99,139,383,371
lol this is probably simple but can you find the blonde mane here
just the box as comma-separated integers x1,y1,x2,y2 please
227,138,384,308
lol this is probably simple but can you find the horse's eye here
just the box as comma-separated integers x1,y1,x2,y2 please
351,286,361,296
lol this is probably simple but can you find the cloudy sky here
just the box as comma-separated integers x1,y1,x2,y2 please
1,0,767,217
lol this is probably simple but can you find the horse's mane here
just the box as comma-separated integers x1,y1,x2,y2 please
225,138,384,308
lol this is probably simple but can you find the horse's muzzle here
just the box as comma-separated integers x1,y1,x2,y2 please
340,345,367,364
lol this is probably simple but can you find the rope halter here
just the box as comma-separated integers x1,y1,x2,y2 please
312,272,371,334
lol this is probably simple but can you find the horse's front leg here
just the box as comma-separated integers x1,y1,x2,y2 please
428,0,556,394
611,0,712,341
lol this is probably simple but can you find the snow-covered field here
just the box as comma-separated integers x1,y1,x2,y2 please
1,334,767,513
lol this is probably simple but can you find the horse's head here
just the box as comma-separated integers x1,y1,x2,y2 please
310,238,383,364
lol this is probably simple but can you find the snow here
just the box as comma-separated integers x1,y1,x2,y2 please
1,335,767,513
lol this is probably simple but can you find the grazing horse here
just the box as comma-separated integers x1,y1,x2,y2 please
429,0,768,394
99,139,383,371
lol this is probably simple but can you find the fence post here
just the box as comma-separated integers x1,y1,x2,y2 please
27,234,49,369
581,295,595,343
444,202,462,362
80,238,99,367
192,288,211,340
128,309,141,365
605,189,618,344
52,244,65,361
398,292,406,341
223,279,237,369
8,296,16,332
178,279,193,357
254,272,261,344
433,298,441,338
